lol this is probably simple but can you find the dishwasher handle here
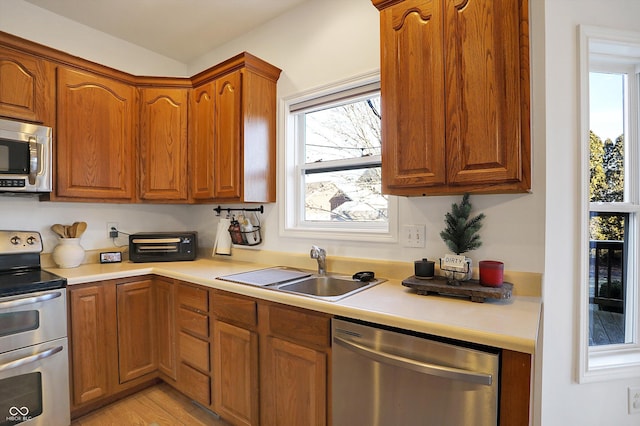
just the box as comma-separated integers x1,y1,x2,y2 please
334,335,493,386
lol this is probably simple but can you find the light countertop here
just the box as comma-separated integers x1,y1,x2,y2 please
47,257,541,354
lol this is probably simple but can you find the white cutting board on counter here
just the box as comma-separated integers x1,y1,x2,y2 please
217,267,312,287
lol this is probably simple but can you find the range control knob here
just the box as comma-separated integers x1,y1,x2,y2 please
26,236,38,245
10,236,21,245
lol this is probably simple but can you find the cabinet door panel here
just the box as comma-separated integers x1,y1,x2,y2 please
444,0,530,186
262,336,327,426
56,67,135,200
213,320,259,426
117,279,157,383
0,49,54,124
380,0,446,191
69,284,116,406
190,82,215,200
213,71,242,199
155,278,176,379
139,87,188,200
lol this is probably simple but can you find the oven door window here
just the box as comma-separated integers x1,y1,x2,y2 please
0,373,43,425
0,140,29,174
0,311,39,338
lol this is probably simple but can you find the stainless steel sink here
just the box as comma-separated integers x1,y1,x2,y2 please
275,275,385,302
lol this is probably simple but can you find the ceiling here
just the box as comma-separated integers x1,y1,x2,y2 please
23,0,311,63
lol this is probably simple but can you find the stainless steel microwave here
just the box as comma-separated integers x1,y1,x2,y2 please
0,118,52,193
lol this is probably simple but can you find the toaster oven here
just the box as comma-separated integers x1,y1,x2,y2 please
129,232,197,263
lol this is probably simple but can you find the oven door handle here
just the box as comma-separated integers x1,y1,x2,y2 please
334,335,493,385
0,345,63,372
0,291,62,309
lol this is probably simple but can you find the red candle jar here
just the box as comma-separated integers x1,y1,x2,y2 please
479,260,504,287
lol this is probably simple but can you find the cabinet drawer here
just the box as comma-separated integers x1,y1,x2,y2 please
179,307,209,338
178,283,208,312
179,331,209,372
179,362,210,406
211,290,257,328
267,304,330,349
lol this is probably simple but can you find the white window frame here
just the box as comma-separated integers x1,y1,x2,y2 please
279,72,398,242
578,25,640,382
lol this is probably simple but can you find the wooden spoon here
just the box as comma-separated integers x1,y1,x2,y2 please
51,224,66,238
75,222,87,238
69,222,79,238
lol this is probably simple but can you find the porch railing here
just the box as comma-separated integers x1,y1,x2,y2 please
589,240,625,313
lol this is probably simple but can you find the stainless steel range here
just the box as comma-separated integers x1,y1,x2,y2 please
0,230,70,426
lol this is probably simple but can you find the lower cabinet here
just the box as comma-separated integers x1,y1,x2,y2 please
68,276,170,417
259,303,330,426
68,281,116,406
211,290,259,426
175,281,211,406
70,278,531,426
116,278,157,382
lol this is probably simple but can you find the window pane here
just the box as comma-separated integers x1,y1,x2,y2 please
304,167,387,222
589,72,625,203
304,96,381,163
588,212,628,346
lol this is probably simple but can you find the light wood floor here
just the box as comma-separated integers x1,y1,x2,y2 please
71,383,229,426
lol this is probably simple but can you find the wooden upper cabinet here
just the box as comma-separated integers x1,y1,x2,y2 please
56,67,136,200
190,82,216,200
379,0,446,190
213,70,243,200
0,48,54,125
139,87,189,201
373,0,531,195
190,53,281,203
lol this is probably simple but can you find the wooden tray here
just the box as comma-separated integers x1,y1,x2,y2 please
401,275,513,303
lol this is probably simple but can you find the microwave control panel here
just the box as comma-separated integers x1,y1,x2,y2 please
0,178,26,188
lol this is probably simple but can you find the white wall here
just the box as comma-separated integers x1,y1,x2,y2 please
0,0,187,76
542,0,640,425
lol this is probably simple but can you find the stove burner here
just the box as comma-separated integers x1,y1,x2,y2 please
0,230,66,297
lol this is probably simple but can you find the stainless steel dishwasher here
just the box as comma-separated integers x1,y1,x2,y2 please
332,318,500,426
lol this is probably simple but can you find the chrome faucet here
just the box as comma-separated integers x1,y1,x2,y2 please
310,245,327,276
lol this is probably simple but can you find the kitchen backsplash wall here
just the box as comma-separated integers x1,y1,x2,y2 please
0,196,193,253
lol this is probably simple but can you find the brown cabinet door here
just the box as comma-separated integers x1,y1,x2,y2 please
444,0,530,188
68,283,116,406
212,320,259,426
116,279,157,383
379,0,447,191
0,48,54,124
189,82,216,200
262,336,327,426
139,87,188,201
155,277,176,379
56,67,136,200
213,70,243,200
374,0,530,195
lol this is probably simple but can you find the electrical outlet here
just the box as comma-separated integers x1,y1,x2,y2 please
629,386,640,414
402,224,426,248
107,222,119,239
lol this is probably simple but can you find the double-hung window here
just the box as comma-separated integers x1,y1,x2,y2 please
579,25,640,381
281,74,397,241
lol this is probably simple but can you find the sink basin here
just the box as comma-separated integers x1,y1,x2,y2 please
275,275,384,302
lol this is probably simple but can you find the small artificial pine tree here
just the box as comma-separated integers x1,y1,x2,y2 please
439,193,485,255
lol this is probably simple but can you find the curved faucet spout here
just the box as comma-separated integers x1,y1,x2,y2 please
310,245,327,276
